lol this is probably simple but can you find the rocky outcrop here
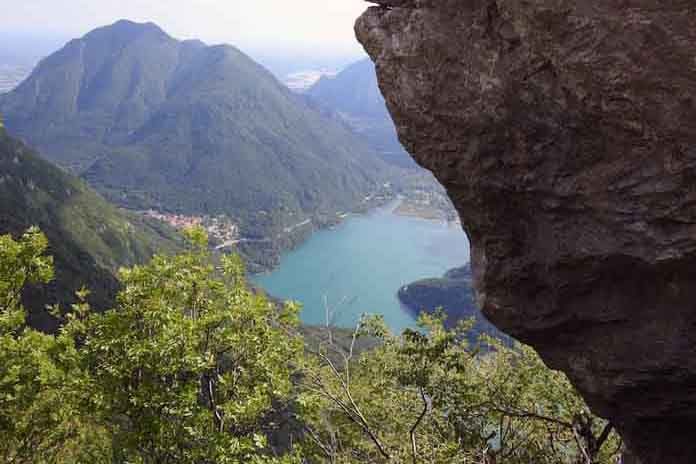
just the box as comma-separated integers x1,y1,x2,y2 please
356,2,696,462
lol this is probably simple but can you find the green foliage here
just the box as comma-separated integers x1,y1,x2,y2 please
77,227,303,463
397,264,507,340
0,227,53,325
300,313,622,463
0,227,622,463
0,228,302,463
0,229,106,463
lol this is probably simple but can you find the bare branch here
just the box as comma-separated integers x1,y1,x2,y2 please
410,387,430,464
572,426,592,464
596,422,614,450
303,424,335,462
309,351,391,460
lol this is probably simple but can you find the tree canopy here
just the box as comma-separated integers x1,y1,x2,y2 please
0,227,622,463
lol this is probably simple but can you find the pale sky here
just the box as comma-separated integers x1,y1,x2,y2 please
0,0,371,71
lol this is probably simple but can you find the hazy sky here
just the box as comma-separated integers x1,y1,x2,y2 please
0,0,370,70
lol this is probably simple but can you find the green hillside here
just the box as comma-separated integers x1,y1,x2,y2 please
0,127,182,331
0,21,390,259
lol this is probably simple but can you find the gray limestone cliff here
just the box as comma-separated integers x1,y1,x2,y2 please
356,2,696,462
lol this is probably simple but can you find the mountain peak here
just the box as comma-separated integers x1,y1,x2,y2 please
111,19,165,32
84,19,171,43
0,23,390,272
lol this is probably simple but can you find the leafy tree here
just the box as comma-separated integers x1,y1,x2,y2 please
0,228,303,463
0,228,108,463
300,313,621,464
76,228,303,463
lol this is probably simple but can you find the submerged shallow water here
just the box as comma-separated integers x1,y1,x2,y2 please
252,202,470,333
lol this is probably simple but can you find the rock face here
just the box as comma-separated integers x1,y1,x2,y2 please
356,2,696,462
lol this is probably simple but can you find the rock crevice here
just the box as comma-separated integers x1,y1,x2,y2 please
356,2,696,462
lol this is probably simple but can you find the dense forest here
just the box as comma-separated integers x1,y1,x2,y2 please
1,227,622,463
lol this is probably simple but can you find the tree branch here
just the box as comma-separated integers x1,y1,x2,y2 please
597,422,614,450
410,387,430,464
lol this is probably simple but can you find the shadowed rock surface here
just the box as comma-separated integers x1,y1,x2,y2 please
356,2,696,462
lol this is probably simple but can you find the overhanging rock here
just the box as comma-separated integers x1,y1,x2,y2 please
356,2,696,462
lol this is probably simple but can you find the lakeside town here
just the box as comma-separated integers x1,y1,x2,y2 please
393,190,459,222
141,179,458,248
141,210,240,247
392,174,460,223
136,172,460,268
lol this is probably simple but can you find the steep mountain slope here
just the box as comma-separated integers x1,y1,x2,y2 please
307,59,388,119
0,126,182,331
307,59,416,168
0,21,389,250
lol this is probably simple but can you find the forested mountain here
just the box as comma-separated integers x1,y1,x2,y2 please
307,59,388,119
0,21,390,251
307,58,417,168
398,264,506,340
0,126,182,331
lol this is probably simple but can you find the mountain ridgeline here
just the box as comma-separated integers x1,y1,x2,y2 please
306,58,417,169
0,21,390,267
0,126,182,331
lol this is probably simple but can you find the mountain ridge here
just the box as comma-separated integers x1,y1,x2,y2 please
0,20,391,269
306,58,416,169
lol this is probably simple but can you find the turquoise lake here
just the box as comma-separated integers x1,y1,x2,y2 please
252,203,470,333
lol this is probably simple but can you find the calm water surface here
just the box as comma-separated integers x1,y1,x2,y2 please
252,202,470,333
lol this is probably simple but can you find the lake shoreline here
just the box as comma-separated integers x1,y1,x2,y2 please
248,195,397,277
251,196,462,280
251,200,470,332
